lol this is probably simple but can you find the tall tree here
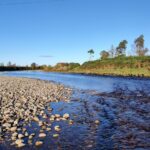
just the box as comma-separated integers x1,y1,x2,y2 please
109,45,115,58
134,35,148,56
31,62,37,70
137,48,149,56
116,40,128,56
100,50,109,59
7,61,12,66
0,63,4,66
88,49,94,61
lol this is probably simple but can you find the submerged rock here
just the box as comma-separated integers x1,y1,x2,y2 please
69,120,74,125
63,113,70,119
17,143,25,148
54,125,61,132
18,134,24,139
15,139,24,146
35,141,43,146
95,120,100,124
53,134,59,138
39,133,46,138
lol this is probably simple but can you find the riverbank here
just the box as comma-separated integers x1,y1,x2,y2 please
43,56,150,78
0,76,72,148
69,68,150,78
42,69,150,79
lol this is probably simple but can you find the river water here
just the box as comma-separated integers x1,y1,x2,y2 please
1,71,150,150
1,71,150,92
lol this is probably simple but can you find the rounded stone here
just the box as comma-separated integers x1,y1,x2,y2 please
95,120,100,124
33,116,39,122
63,113,70,119
53,134,59,138
54,125,61,132
35,141,43,146
55,114,60,118
69,120,74,125
10,127,17,132
15,139,24,145
39,133,46,138
18,134,24,139
17,143,25,148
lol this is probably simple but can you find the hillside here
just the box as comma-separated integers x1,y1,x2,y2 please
48,56,150,77
72,56,150,77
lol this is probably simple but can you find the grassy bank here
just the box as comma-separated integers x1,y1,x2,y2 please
45,56,150,77
71,68,150,77
71,56,150,77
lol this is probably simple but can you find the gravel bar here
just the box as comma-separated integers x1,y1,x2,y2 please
0,76,72,148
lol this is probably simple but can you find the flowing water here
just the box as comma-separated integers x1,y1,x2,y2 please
1,71,150,150
1,71,150,92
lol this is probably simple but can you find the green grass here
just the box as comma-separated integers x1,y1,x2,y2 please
80,56,150,69
44,56,150,77
71,68,150,77
70,56,150,77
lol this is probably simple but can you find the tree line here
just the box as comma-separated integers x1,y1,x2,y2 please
0,62,45,71
1,34,149,72
88,35,149,60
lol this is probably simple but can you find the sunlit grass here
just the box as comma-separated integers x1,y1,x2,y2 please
71,68,150,77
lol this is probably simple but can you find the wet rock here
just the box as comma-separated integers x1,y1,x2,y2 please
11,136,17,141
12,132,18,137
35,141,43,146
42,114,47,119
46,127,51,131
17,143,25,148
69,120,74,125
41,125,47,130
15,139,24,145
0,76,71,148
33,116,39,122
56,118,61,121
18,134,24,139
55,114,61,118
95,120,100,124
29,135,33,140
31,133,35,136
50,117,55,121
54,125,61,132
38,121,43,126
63,113,70,119
17,128,22,132
28,140,32,145
22,128,27,132
25,132,28,137
53,134,59,138
39,133,46,138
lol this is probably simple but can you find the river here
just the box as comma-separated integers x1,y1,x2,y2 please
1,71,150,92
0,71,150,150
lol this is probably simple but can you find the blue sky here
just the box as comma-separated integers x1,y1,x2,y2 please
0,0,150,66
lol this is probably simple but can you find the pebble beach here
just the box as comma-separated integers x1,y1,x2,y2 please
0,76,72,148
0,75,149,150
